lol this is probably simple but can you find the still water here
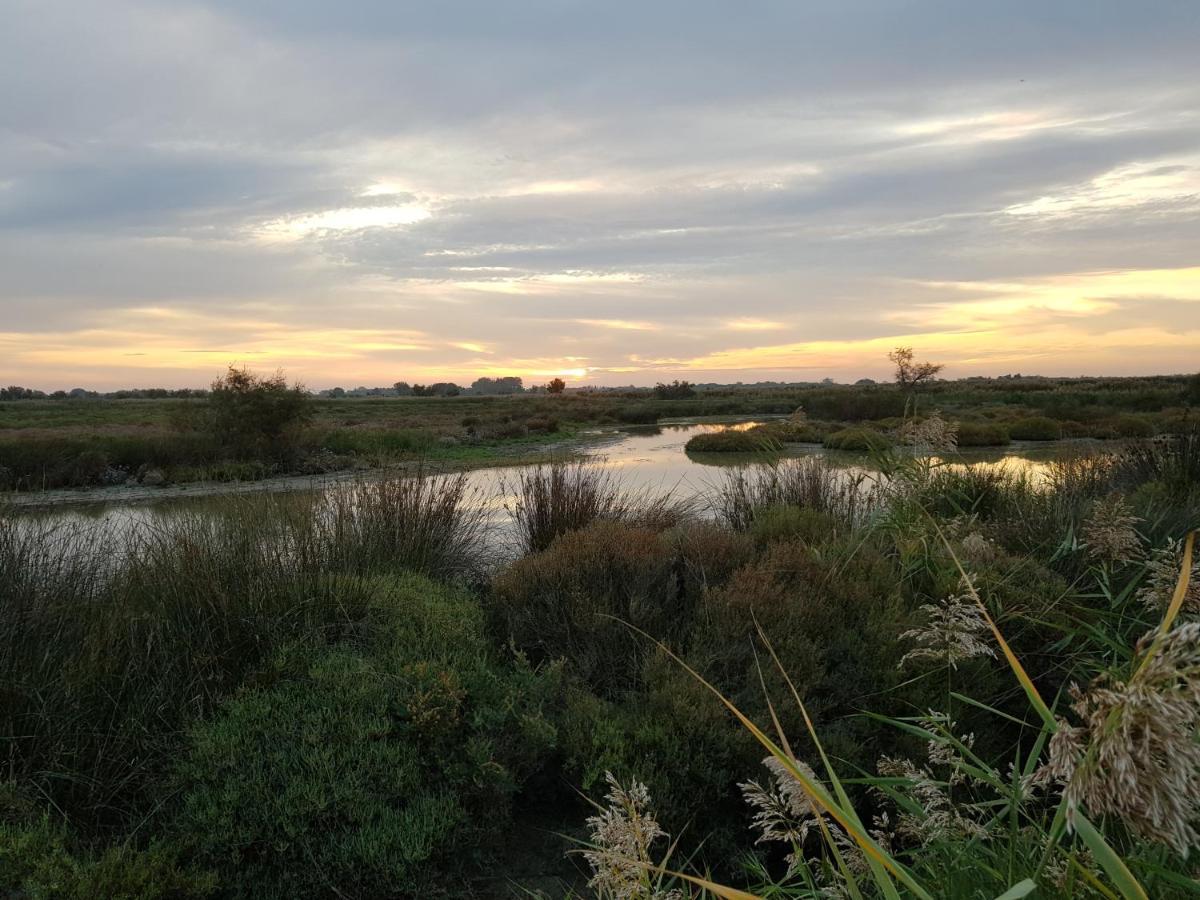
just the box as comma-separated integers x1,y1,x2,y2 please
9,420,1087,544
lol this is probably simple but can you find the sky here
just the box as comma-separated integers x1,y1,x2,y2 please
2,1,1199,391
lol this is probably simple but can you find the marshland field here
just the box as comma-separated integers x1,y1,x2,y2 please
3,372,1200,898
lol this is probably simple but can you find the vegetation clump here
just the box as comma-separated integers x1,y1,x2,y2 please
823,426,894,451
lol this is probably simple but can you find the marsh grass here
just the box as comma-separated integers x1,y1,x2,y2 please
716,457,882,532
504,460,692,555
0,470,490,829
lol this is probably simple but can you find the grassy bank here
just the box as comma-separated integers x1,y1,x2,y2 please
2,429,1199,897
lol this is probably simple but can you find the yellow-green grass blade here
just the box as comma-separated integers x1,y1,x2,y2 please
755,620,905,900
933,519,1057,729
612,618,931,900
1073,811,1149,900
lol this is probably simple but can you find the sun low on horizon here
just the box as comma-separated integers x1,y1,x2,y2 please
2,1,1199,391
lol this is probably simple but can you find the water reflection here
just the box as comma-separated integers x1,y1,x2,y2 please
9,420,1096,547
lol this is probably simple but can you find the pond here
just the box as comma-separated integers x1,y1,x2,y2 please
7,419,1100,554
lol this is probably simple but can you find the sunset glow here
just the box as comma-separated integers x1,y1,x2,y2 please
2,2,1197,390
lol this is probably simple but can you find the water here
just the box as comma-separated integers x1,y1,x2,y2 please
7,420,1088,546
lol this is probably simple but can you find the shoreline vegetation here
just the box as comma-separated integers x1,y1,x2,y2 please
2,369,1198,495
2,423,1199,897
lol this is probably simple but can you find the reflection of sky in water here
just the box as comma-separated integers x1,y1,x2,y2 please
13,421,1085,553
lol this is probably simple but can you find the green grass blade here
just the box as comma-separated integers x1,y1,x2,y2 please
1073,811,1149,900
992,879,1037,899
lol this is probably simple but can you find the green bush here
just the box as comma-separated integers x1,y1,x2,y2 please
822,427,893,451
747,504,837,546
176,574,560,900
1091,415,1156,439
747,420,828,443
558,537,912,865
0,816,214,900
490,521,689,697
685,428,777,453
209,366,313,459
1008,416,1061,440
955,421,1011,447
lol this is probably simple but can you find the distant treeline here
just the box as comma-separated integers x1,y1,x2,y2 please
5,372,1199,402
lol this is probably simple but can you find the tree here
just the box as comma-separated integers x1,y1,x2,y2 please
546,377,566,394
471,376,524,395
392,382,413,396
888,347,944,417
653,380,696,400
209,366,313,457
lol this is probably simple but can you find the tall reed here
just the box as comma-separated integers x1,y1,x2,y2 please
715,457,881,532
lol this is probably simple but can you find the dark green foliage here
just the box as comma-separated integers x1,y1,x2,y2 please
1008,416,1062,440
490,520,689,697
176,574,560,900
823,426,894,451
0,816,214,900
685,428,778,453
955,421,1011,446
208,366,313,458
653,380,697,399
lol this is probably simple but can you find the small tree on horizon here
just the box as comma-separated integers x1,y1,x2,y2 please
546,377,566,394
889,347,944,417
209,366,313,458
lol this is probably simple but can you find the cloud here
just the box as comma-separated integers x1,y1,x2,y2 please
1,0,1198,388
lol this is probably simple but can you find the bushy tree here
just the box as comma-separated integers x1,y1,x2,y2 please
546,377,566,394
653,380,696,400
471,376,524,395
209,366,312,457
889,347,944,416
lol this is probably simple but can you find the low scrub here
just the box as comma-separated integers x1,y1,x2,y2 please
684,428,777,453
823,426,894,451
175,574,560,899
955,420,1011,446
1008,415,1062,440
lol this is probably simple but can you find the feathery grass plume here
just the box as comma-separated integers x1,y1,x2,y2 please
1136,538,1200,614
960,531,996,565
1081,495,1144,563
1037,623,1200,856
740,756,866,889
899,578,998,670
582,772,683,900
898,411,958,454
875,755,988,846
873,712,990,847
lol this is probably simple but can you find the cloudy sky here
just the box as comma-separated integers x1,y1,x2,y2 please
3,1,1199,390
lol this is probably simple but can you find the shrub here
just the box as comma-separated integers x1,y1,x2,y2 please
0,817,214,899
559,538,912,863
749,420,828,443
747,504,837,546
1092,414,1156,439
1008,416,1061,440
823,427,893,451
176,574,560,900
209,366,312,458
685,428,777,453
955,421,1010,447
491,521,691,697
